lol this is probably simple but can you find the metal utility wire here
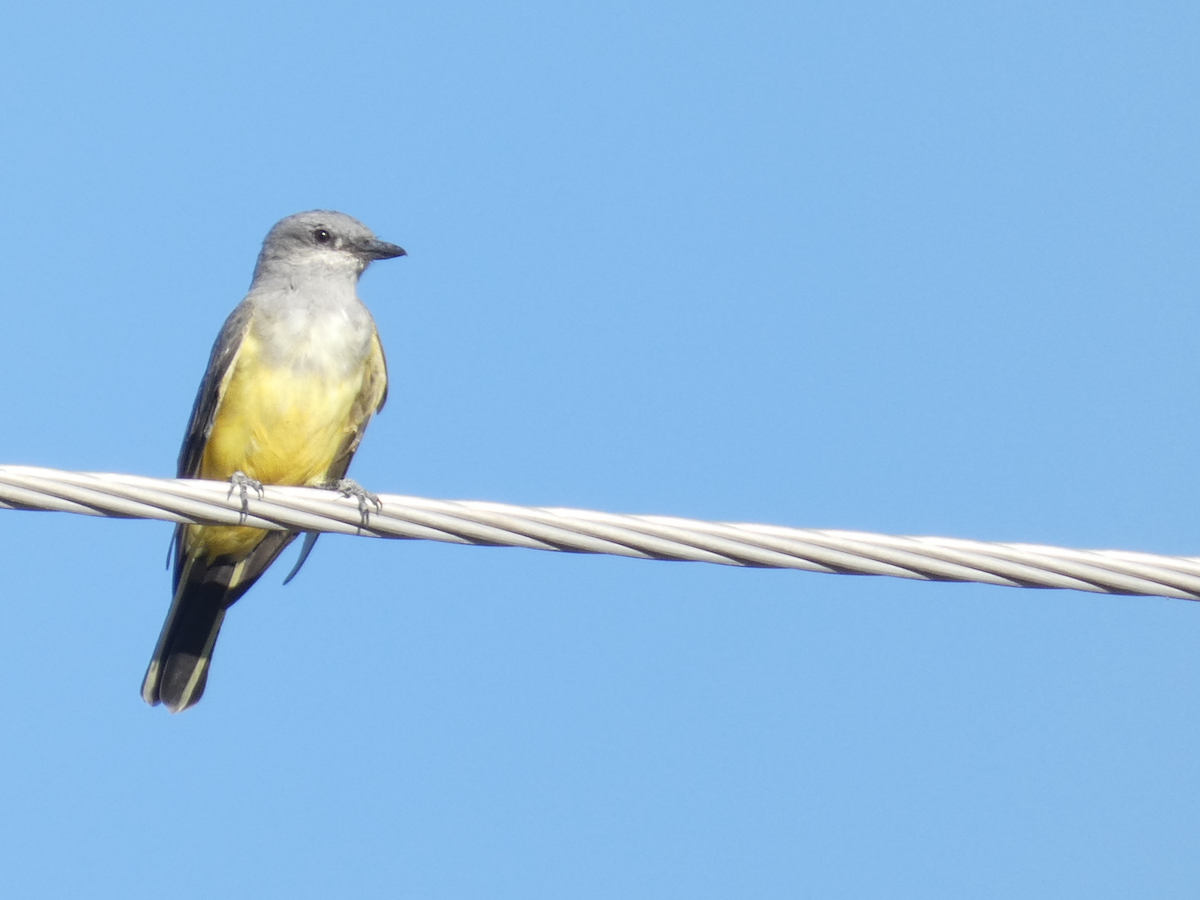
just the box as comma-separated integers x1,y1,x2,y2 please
0,464,1197,601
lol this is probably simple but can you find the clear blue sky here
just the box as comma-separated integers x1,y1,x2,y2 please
1,1,1199,896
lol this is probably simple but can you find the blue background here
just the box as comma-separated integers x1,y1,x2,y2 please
1,1,1198,896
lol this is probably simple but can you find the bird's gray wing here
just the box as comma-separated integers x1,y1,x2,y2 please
176,300,255,479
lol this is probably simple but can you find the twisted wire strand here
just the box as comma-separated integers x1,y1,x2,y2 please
0,464,1197,601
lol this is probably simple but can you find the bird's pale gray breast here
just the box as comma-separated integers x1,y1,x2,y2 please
247,284,377,378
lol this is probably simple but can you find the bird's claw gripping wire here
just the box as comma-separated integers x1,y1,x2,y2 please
331,477,382,527
284,479,381,585
227,470,264,522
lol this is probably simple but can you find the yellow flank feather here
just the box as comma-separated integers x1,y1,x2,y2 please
186,328,386,564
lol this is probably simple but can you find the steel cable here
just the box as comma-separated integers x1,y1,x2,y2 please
0,464,1196,600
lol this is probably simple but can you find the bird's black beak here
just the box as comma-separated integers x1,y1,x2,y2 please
361,239,407,261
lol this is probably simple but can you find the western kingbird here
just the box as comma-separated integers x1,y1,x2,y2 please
142,210,405,713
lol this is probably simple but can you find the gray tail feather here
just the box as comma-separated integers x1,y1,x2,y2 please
141,579,228,713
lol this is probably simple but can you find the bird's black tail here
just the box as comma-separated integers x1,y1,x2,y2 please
143,526,297,713
141,577,229,713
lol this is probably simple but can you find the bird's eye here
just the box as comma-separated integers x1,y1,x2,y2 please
313,228,333,244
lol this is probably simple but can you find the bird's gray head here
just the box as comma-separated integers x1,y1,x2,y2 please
251,210,406,286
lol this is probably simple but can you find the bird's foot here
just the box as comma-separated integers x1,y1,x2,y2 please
329,478,382,526
227,471,264,521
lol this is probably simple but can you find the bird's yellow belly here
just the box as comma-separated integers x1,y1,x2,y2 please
191,346,363,561
200,364,360,485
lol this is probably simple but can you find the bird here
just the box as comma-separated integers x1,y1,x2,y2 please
141,210,406,713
